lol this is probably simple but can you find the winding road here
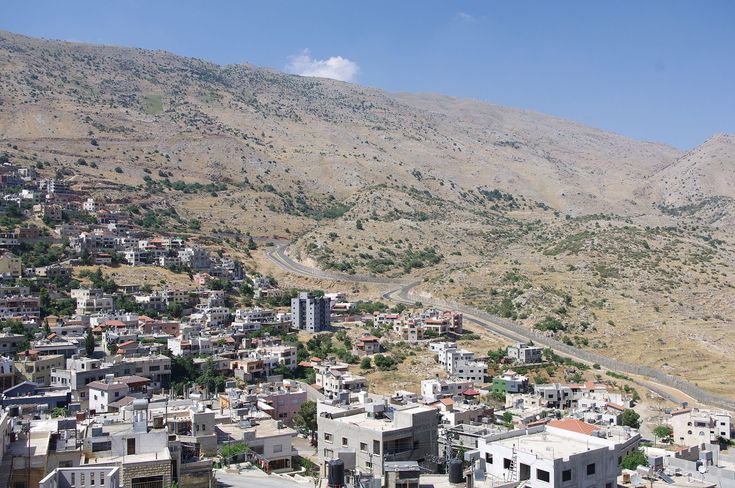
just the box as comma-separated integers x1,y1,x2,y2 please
264,242,735,413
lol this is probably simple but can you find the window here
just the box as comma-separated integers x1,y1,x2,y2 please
537,469,550,482
562,469,572,482
324,433,332,442
373,440,380,454
485,454,493,464
92,441,112,452
342,437,348,446
273,444,282,453
127,438,136,455
360,442,368,452
71,473,76,484
586,463,595,475
504,458,512,469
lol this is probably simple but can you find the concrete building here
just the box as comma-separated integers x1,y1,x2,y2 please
475,419,641,488
71,288,114,315
15,352,65,386
354,333,381,355
291,292,330,333
492,370,530,395
315,362,368,400
507,342,544,364
439,347,487,382
317,396,439,478
421,377,473,404
670,407,732,446
0,252,22,278
217,412,297,472
0,332,26,355
40,466,120,488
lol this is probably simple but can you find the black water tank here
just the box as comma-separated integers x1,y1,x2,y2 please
327,458,345,487
9,406,19,417
448,458,464,484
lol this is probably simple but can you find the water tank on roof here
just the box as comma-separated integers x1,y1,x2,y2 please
327,459,345,488
133,398,149,410
448,459,464,484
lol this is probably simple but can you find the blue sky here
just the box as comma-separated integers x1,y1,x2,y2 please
2,1,733,149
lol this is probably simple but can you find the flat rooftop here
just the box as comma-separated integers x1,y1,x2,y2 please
492,430,611,460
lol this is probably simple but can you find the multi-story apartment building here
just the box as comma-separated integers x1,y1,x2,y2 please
71,288,114,315
317,396,439,478
507,342,544,364
0,295,40,319
291,292,330,333
315,362,368,400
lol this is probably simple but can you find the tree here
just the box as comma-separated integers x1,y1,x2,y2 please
167,302,183,319
294,401,318,445
247,236,257,250
355,219,364,230
621,450,648,470
359,357,372,369
653,425,673,444
50,407,67,418
373,353,396,371
84,328,95,357
621,409,641,429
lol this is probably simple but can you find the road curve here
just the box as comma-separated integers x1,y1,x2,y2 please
264,243,735,412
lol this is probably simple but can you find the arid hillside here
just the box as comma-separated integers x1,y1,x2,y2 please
1,29,734,398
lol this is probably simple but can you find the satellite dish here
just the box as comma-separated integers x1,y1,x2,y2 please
698,465,707,474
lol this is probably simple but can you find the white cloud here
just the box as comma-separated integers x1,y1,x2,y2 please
455,11,478,23
285,49,359,83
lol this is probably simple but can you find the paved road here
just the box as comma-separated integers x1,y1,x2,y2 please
264,242,735,413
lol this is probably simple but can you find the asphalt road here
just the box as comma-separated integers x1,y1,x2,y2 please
264,242,733,413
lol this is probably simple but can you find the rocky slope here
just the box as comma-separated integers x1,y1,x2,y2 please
1,29,734,398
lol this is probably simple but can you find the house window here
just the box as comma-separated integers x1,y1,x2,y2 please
92,441,111,452
342,437,348,447
360,442,368,452
504,458,512,469
537,469,550,482
485,454,493,464
587,463,595,475
562,469,572,482
324,433,332,442
274,444,283,453
373,440,380,454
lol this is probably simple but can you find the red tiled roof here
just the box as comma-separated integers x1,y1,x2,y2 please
117,340,137,348
462,388,480,396
605,402,626,412
439,398,455,406
548,419,601,436
357,335,380,342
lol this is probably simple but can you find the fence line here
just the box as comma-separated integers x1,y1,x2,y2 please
404,288,735,412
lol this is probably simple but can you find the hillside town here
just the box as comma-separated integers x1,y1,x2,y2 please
0,160,732,488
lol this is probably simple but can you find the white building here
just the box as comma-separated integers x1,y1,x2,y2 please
669,407,732,446
507,342,544,364
476,419,640,488
421,377,473,404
